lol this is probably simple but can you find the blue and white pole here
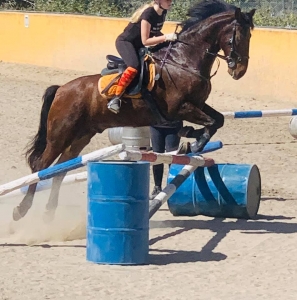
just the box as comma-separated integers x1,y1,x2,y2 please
0,144,125,197
223,108,297,119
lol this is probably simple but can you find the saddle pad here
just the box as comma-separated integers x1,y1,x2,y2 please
145,55,156,92
98,73,118,99
98,55,156,99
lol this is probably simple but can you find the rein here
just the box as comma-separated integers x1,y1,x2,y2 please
152,37,220,81
154,23,180,81
153,56,210,82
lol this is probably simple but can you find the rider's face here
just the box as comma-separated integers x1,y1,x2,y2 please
159,0,173,10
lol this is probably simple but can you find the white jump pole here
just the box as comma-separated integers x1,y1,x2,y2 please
0,171,87,200
119,150,215,167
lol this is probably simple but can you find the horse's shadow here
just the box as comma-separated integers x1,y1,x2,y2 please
148,213,296,265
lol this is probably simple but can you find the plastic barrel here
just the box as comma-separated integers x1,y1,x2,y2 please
108,126,151,150
289,116,297,139
108,127,123,145
87,161,150,265
122,126,151,150
167,163,261,219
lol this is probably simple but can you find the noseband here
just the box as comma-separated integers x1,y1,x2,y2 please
206,20,249,70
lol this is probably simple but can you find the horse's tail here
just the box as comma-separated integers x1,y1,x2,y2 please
25,85,60,171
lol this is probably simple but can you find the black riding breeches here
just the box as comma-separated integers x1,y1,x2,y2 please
116,38,140,70
150,123,183,187
150,125,183,153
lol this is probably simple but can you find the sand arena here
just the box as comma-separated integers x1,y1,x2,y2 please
0,60,296,299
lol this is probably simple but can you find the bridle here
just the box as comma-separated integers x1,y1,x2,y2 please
153,18,250,80
206,20,249,70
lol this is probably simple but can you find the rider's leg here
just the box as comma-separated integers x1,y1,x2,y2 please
107,67,138,114
149,126,166,199
107,40,139,114
164,122,183,153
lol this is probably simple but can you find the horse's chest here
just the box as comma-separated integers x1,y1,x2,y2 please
190,79,211,98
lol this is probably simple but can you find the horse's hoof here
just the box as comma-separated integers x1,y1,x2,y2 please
176,142,192,154
43,210,55,224
190,141,205,153
12,206,24,221
191,133,210,153
176,142,187,154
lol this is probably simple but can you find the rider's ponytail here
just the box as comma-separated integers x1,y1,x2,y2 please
130,1,154,23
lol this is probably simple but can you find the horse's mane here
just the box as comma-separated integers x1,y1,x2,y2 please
151,0,236,52
180,0,236,33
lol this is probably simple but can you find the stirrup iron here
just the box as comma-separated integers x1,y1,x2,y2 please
107,97,121,114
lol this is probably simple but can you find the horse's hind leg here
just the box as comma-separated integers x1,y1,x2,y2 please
42,172,66,223
13,145,63,221
43,133,95,222
12,184,38,221
178,103,224,153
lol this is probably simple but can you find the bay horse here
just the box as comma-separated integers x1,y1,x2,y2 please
13,0,255,221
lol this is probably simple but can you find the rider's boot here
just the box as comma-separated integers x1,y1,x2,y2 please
107,67,138,114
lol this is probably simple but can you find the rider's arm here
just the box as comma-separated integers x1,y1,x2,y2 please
141,20,166,46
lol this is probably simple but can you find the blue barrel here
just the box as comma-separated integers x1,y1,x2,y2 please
87,161,150,265
167,164,261,219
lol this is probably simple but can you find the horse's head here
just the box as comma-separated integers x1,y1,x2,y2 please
219,8,256,80
175,1,256,81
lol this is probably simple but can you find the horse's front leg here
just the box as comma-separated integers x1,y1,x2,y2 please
178,103,224,153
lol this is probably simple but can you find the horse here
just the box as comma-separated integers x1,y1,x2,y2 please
13,0,256,221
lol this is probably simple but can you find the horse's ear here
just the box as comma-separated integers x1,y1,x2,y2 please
246,9,256,28
248,9,256,18
234,7,242,22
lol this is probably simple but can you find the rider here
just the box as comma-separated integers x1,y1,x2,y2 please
107,0,177,114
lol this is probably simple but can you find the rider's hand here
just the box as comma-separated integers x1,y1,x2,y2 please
164,33,177,42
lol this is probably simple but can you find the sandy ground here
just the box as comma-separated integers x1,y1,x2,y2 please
0,61,297,300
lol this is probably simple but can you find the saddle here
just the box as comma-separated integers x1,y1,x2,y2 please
98,48,156,99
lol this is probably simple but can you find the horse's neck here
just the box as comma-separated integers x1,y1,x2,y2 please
176,14,235,77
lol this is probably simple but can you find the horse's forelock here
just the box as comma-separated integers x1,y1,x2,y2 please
236,10,255,30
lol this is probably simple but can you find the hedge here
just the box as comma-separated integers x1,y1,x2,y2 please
1,0,297,28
